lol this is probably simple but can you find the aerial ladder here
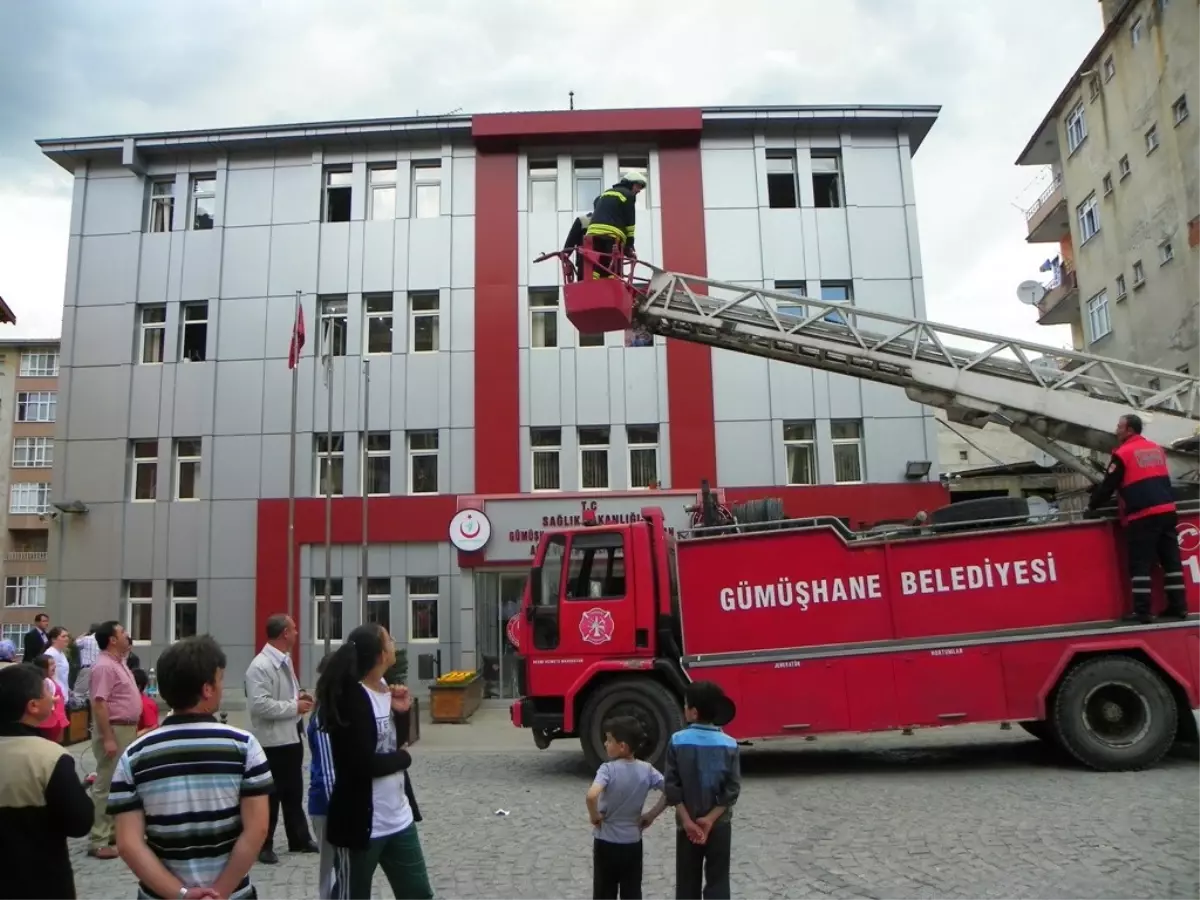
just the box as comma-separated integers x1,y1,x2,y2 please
536,242,1200,489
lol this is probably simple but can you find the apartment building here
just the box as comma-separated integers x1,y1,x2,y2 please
0,339,59,651
39,104,949,690
1017,0,1198,373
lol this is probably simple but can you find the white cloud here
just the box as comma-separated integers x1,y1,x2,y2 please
0,0,1102,347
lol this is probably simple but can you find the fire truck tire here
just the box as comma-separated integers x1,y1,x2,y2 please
1017,721,1053,743
1052,656,1178,771
579,678,685,771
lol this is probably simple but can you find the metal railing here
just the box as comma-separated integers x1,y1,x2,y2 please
1025,173,1065,222
5,551,47,561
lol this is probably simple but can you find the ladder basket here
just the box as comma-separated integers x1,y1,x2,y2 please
536,237,637,333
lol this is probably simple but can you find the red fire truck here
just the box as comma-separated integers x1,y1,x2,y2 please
506,244,1200,772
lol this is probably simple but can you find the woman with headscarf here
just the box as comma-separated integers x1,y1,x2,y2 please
0,639,17,669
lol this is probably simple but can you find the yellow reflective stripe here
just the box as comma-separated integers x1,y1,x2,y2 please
585,223,626,239
624,225,636,236
600,190,628,203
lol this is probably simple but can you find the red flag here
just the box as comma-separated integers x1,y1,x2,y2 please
288,306,305,369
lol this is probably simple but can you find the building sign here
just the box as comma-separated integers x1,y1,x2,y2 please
477,493,701,562
448,509,492,552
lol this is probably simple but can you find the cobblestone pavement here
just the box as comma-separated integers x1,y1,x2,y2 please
68,726,1199,899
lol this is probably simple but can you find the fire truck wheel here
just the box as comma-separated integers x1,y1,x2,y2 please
579,678,685,771
1052,656,1178,771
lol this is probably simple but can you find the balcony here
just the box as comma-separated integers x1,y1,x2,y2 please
1024,174,1070,243
5,551,47,562
1037,261,1080,327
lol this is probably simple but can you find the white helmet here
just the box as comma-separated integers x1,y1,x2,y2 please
621,169,648,187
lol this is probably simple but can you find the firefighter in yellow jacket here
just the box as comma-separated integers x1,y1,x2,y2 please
584,170,647,276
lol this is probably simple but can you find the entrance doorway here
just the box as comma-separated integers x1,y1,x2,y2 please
475,571,527,700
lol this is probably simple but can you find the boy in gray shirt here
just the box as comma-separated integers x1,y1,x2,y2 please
586,716,667,899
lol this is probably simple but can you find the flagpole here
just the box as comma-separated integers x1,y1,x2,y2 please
323,346,334,661
287,290,301,628
360,359,370,628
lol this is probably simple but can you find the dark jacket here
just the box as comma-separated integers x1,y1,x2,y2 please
22,628,46,663
323,684,421,851
586,183,637,251
0,723,94,899
563,213,592,251
663,724,741,829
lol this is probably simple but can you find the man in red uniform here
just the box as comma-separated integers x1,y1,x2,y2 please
1087,413,1188,624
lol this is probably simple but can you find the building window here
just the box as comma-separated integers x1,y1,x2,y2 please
131,440,159,501
1086,290,1112,342
530,161,558,213
1065,102,1088,153
1145,124,1160,154
409,293,440,353
765,152,798,209
1173,95,1190,126
579,427,610,490
1118,155,1132,179
831,420,865,484
1115,273,1127,298
958,450,970,462
127,582,153,643
783,421,817,485
412,163,441,218
1103,55,1116,81
364,294,394,354
369,166,397,220
314,434,345,497
1088,77,1101,103
323,167,352,223
531,428,562,492
627,425,659,489
312,578,343,643
9,483,50,515
16,391,56,423
1077,193,1100,243
189,175,216,230
174,438,201,501
578,329,605,348
319,296,348,357
4,576,46,608
363,432,391,496
139,305,167,364
0,624,23,648
574,160,603,213
773,281,808,315
408,576,439,642
13,437,53,469
170,581,198,641
530,289,559,348
1102,173,1113,195
819,281,854,324
365,577,391,631
618,157,650,208
19,351,58,377
1159,241,1174,265
408,431,438,494
1133,259,1146,285
811,152,843,209
179,301,208,361
1130,15,1144,44
147,179,174,233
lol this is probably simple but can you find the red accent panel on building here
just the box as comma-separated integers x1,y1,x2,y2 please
474,152,521,494
724,483,949,529
472,108,703,149
658,145,717,489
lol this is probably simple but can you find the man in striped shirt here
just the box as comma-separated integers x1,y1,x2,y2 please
108,636,272,900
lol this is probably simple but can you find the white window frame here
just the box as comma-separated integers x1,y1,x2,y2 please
12,437,53,469
773,281,808,316
573,160,603,214
530,289,559,349
314,434,345,497
1173,95,1189,126
810,151,843,209
1159,241,1174,265
362,432,391,497
312,578,344,644
1065,102,1088,153
1087,290,1112,342
368,166,398,221
579,427,610,491
8,483,50,515
529,161,558,214
19,351,58,377
1,624,25,648
1133,259,1146,285
407,431,439,495
407,576,440,643
831,420,865,485
147,179,174,233
1145,124,1160,154
189,174,216,230
179,301,208,362
617,157,650,210
765,152,799,209
783,421,818,486
174,438,201,501
530,427,562,492
412,162,442,219
319,296,348,357
139,305,167,364
4,576,46,609
364,577,391,630
169,581,199,642
1103,55,1116,81
408,293,440,353
16,391,56,423
1077,193,1100,243
626,426,659,489
127,582,154,645
819,281,854,324
364,294,394,354
1130,16,1144,44
131,440,159,502
1119,155,1132,179
1115,273,1127,298
1102,173,1113,195
323,167,352,223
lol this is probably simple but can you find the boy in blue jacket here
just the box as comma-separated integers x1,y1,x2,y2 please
307,655,336,900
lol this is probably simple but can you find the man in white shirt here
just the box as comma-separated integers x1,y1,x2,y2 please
244,614,317,865
71,625,100,709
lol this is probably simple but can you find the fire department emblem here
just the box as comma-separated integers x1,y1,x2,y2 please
1178,523,1200,554
579,608,615,646
506,613,521,648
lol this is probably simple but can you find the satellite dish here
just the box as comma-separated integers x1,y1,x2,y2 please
1033,449,1056,468
1017,280,1046,306
1027,496,1051,519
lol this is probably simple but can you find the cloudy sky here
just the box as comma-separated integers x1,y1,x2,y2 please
0,0,1100,346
